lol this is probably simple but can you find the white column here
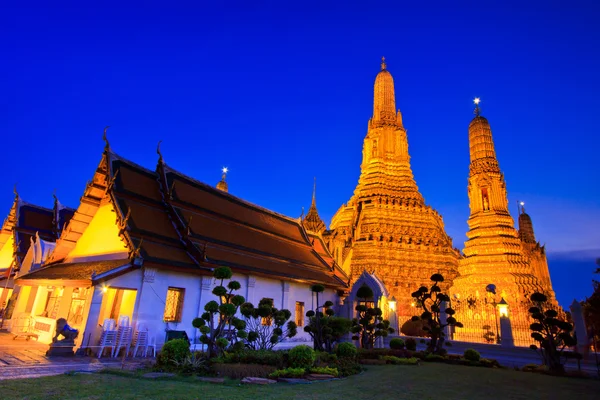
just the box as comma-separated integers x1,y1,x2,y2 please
78,287,104,352
246,275,256,305
281,281,290,311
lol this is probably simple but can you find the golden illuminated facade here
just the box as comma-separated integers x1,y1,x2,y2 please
319,59,460,323
450,102,558,347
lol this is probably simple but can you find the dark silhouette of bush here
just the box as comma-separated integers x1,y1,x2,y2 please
351,285,394,348
410,274,462,354
528,292,576,374
304,284,352,352
463,348,481,362
389,338,405,350
405,337,417,351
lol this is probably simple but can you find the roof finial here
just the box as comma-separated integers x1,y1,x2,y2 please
103,126,111,151
216,167,229,192
473,97,481,116
519,201,525,215
157,140,164,163
53,188,58,205
381,56,387,70
312,177,317,207
13,183,18,200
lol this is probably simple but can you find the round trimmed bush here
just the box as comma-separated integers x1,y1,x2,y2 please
335,342,358,359
389,338,405,350
289,345,315,369
464,348,481,362
405,338,417,351
157,338,191,366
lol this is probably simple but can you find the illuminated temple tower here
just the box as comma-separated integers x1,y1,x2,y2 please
322,58,459,322
450,100,558,347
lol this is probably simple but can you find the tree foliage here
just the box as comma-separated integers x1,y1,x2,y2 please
350,285,394,349
192,267,246,357
240,298,297,350
410,274,462,354
582,258,600,347
528,292,576,374
303,284,352,352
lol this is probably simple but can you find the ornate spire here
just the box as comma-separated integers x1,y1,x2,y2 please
518,201,536,244
311,177,317,207
216,167,229,193
303,177,326,234
373,57,396,124
468,98,497,163
13,183,18,200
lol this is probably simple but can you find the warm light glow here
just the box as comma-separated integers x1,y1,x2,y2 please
410,302,415,307
474,97,481,105
222,167,228,174
66,203,129,262
389,297,397,311
102,286,108,293
497,298,509,317
0,234,15,270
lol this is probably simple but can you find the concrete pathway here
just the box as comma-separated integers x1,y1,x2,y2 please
0,331,152,380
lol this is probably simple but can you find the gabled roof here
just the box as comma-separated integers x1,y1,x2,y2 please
17,259,134,286
18,142,349,290
0,193,75,276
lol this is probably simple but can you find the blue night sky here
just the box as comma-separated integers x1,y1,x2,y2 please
1,1,599,307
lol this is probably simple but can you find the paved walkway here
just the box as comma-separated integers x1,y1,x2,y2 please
0,331,153,380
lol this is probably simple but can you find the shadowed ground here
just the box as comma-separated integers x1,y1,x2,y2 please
1,363,599,400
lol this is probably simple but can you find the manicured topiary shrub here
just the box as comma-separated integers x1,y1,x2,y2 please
389,338,405,350
157,338,191,367
289,345,315,369
269,367,306,379
380,356,419,365
309,366,339,376
336,342,358,359
405,338,417,351
464,348,481,362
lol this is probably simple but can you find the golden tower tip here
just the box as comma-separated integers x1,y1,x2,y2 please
473,97,481,116
381,56,387,70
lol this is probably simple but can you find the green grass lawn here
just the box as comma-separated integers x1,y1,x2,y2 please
1,363,598,400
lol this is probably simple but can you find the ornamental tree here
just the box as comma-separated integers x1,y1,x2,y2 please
528,292,576,374
240,298,297,350
350,285,394,349
303,284,351,352
192,267,247,357
410,273,462,354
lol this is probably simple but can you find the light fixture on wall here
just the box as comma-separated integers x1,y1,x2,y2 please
497,298,509,318
389,296,397,312
102,286,109,293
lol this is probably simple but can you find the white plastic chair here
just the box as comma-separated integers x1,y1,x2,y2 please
102,318,116,331
113,326,133,358
145,334,156,358
118,315,130,327
97,330,118,358
131,330,148,358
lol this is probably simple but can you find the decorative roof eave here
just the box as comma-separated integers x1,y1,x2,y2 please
15,278,90,288
45,147,135,265
155,156,213,269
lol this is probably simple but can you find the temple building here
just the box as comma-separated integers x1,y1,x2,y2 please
0,190,74,325
449,100,558,347
10,139,349,349
316,59,460,324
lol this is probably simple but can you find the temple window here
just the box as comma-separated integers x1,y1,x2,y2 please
163,287,185,323
295,301,305,327
41,287,62,319
67,287,89,326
